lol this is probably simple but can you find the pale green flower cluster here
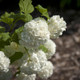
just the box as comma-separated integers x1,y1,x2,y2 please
17,16,66,80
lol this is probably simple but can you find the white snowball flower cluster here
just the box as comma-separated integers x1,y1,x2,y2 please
17,16,66,80
48,15,66,38
17,73,36,80
0,51,10,72
19,18,50,51
20,50,47,75
20,50,54,79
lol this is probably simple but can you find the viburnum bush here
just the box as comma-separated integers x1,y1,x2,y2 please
0,0,67,80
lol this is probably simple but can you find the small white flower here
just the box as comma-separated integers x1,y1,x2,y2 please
16,73,36,80
44,39,56,59
19,18,50,51
48,15,66,38
37,61,54,79
0,51,10,72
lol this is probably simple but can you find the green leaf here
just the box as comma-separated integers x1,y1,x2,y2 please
24,14,32,22
0,32,10,50
10,13,26,22
0,26,5,33
36,5,50,19
11,26,24,43
0,40,10,51
0,12,14,26
0,32,10,41
19,0,34,14
9,52,23,64
39,45,48,53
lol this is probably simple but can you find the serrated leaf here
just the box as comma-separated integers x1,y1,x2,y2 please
39,45,48,53
0,26,5,33
0,12,14,26
9,52,23,64
36,5,50,19
19,0,34,14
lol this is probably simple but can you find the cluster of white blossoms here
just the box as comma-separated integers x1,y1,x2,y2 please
0,51,10,72
17,15,66,80
48,15,66,38
19,18,50,51
20,50,54,79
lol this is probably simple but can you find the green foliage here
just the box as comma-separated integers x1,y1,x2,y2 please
11,26,24,43
19,0,34,22
36,5,50,19
0,32,10,50
0,12,14,26
39,45,48,53
0,26,5,33
0,32,10,41
9,52,23,64
19,0,34,14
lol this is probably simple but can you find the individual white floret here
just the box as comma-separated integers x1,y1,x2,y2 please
4,42,26,57
44,39,56,59
16,73,36,80
0,51,10,72
48,15,66,38
37,61,54,79
19,18,50,51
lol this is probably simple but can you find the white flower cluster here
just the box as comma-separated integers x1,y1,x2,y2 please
19,18,50,51
48,15,66,38
0,51,10,72
20,50,54,79
18,15,66,80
